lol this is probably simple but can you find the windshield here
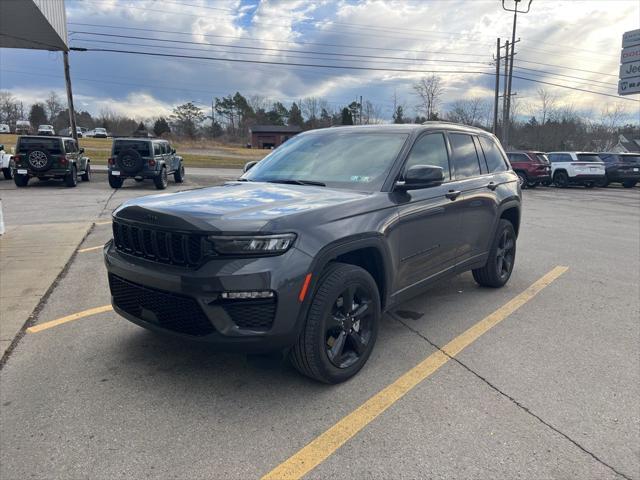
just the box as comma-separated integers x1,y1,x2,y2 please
17,137,62,154
243,131,409,191
113,140,151,157
576,154,603,163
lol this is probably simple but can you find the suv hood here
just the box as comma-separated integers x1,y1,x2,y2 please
113,181,373,233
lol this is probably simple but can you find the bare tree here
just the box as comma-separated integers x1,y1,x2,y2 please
535,88,556,125
45,91,64,123
362,100,383,124
0,91,23,126
446,98,489,127
301,97,320,126
413,74,444,120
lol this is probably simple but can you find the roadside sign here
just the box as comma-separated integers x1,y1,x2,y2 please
618,77,640,96
622,29,640,48
620,61,640,79
619,30,640,96
621,45,640,64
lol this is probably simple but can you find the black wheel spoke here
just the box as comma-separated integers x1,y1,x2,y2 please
342,285,356,314
497,256,504,274
504,238,515,251
352,300,369,318
328,331,346,363
348,331,367,356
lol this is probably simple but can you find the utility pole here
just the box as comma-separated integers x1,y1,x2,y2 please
493,38,501,135
501,40,510,143
359,95,363,125
501,0,532,147
63,51,78,142
211,99,215,138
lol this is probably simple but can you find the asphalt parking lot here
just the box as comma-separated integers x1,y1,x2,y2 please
0,175,638,480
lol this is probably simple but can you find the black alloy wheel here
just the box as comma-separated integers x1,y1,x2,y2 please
325,285,374,369
495,228,516,282
553,171,569,188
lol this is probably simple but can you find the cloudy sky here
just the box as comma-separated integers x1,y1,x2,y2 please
1,0,639,122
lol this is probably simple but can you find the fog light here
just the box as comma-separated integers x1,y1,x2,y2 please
220,290,274,300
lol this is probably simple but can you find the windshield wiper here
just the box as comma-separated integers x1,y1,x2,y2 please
266,179,326,186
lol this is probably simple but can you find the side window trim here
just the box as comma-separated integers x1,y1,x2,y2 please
447,131,483,180
400,131,453,182
473,136,489,174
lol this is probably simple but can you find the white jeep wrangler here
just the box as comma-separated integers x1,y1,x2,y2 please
0,144,13,180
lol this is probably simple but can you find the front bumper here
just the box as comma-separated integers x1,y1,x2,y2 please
104,240,314,351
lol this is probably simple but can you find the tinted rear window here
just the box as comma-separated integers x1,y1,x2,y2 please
450,133,481,179
535,153,549,164
620,155,640,164
113,141,151,157
576,154,603,163
17,138,62,154
479,137,508,172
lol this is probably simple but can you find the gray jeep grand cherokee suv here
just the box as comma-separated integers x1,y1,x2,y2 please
105,123,521,383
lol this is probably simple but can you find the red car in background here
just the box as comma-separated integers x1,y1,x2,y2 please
506,151,552,188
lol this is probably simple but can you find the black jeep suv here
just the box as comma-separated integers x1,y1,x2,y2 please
104,124,521,383
12,136,91,187
597,152,639,188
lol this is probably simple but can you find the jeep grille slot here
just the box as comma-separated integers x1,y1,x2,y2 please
112,220,205,267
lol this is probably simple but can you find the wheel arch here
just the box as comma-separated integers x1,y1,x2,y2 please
498,201,521,237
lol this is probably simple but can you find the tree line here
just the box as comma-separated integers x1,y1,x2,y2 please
1,79,637,151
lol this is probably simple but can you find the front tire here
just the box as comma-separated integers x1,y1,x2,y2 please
622,180,637,188
472,219,516,288
290,263,381,384
516,171,527,188
154,167,168,190
81,163,91,181
64,165,78,187
174,163,185,183
553,171,569,188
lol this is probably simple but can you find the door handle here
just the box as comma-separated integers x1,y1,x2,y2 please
486,182,498,191
445,190,461,201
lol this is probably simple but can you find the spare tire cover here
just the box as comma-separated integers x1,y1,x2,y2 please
117,148,144,173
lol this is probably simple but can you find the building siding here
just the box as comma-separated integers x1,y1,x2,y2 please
33,0,68,46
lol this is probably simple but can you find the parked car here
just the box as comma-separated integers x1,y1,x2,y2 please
87,127,108,138
506,151,551,188
104,123,521,383
0,144,13,179
15,121,31,135
0,124,10,133
596,152,640,188
58,127,84,138
37,125,55,136
546,152,606,188
108,138,184,190
12,136,91,187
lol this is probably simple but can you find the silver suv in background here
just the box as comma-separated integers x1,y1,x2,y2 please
37,125,55,136
547,152,605,188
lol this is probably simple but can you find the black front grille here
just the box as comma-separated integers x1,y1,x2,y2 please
113,220,205,267
222,299,276,330
109,274,215,336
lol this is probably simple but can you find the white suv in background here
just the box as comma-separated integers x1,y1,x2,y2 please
37,125,55,136
0,124,9,133
547,152,606,188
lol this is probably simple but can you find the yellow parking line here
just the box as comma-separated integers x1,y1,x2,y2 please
261,266,569,480
78,244,104,253
26,305,113,333
94,220,111,226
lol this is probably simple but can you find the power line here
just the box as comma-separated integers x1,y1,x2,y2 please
69,31,493,66
516,58,618,78
69,46,639,102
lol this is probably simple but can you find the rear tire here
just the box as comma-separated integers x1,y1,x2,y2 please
2,168,11,180
472,219,516,288
154,167,168,190
622,180,637,188
290,263,381,384
527,180,538,188
108,173,123,189
553,171,569,188
14,174,29,187
64,165,78,187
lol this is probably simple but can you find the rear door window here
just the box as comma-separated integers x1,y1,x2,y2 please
17,138,62,154
479,137,508,172
449,133,481,179
153,143,162,156
549,154,572,163
113,141,150,157
64,140,77,153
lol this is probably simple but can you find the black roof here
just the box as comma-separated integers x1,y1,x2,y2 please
250,125,303,133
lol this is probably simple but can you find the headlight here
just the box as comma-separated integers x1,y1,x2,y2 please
207,233,296,255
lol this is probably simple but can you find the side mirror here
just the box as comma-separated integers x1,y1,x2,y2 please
79,148,85,154
395,165,445,191
243,160,258,173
